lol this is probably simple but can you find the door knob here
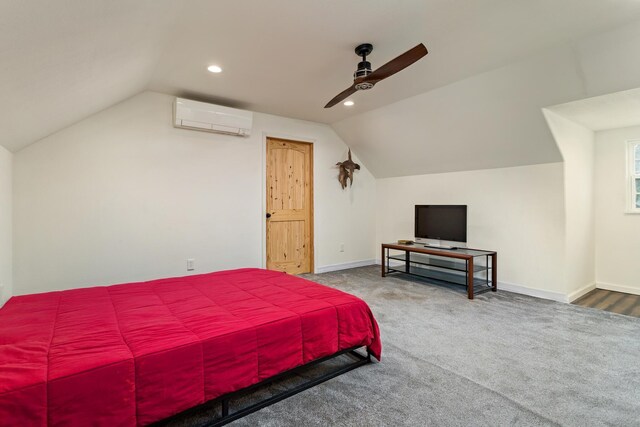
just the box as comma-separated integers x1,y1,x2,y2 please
266,213,272,218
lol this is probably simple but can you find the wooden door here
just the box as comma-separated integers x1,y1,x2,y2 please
266,138,313,274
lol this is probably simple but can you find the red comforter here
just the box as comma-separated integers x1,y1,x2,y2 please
0,268,381,426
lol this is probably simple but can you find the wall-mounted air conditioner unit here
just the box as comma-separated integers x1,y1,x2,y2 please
173,98,253,136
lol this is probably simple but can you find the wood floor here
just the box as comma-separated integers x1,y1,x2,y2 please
573,289,640,318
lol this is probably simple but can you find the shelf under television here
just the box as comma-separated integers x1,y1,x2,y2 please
386,265,492,293
381,242,497,299
388,253,488,273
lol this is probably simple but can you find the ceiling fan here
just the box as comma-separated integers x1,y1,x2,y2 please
324,43,428,108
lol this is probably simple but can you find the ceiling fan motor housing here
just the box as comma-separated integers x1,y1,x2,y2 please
354,61,372,79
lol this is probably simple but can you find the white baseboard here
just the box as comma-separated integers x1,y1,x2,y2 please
315,259,376,274
596,281,640,296
567,282,596,302
496,281,569,303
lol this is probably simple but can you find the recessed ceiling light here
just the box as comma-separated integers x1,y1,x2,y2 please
207,65,222,73
343,100,354,106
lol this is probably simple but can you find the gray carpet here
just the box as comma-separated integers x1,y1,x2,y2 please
169,266,640,426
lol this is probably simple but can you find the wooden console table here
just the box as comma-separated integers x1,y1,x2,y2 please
381,243,497,299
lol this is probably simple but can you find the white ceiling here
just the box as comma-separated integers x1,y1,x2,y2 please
546,88,640,131
3,0,640,161
0,1,180,152
148,0,640,123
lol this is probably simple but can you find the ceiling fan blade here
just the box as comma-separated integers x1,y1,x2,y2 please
324,84,358,108
364,43,428,84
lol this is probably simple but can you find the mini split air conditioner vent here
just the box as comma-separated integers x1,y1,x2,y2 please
173,98,253,136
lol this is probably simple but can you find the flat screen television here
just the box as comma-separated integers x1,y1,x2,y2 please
415,205,467,243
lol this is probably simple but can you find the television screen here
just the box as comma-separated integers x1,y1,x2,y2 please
415,205,467,242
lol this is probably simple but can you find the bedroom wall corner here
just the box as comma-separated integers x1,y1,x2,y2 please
543,109,596,297
0,145,12,305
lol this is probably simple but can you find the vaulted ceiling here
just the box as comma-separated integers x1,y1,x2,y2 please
546,88,640,132
3,0,640,176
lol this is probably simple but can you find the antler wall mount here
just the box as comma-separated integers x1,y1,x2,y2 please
336,149,360,189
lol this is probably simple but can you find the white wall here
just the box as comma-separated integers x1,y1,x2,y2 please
543,110,596,299
376,163,568,300
0,146,11,304
13,91,376,295
594,126,640,295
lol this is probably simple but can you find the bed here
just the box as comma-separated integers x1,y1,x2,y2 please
0,268,381,426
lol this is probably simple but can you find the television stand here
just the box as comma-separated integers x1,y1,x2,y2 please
381,243,497,300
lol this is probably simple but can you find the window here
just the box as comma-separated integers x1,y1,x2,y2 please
628,140,640,213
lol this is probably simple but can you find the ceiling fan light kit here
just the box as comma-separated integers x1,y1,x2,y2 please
324,42,428,108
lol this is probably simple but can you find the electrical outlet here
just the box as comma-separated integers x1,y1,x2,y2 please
339,243,344,252
186,259,195,271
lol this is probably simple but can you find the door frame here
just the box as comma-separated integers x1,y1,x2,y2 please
261,132,316,273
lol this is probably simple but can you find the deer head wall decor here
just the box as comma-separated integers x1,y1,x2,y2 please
336,149,360,189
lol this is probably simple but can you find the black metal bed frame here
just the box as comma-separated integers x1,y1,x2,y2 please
154,346,372,427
